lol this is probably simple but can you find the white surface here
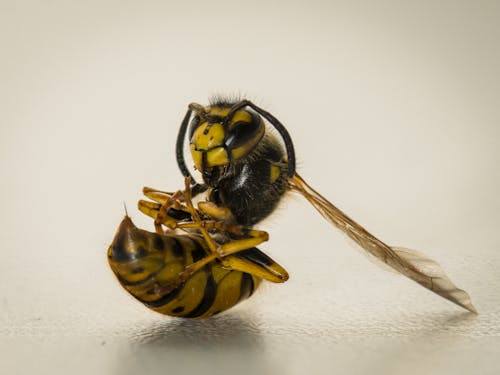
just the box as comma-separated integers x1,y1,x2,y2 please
1,1,499,374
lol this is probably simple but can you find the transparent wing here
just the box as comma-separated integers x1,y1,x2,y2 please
288,173,477,313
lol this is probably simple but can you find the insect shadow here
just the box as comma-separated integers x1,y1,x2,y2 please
130,312,264,349
114,313,277,375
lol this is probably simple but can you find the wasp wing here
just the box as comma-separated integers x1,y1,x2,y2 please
288,173,476,313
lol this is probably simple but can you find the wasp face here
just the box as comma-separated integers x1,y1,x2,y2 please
188,105,265,186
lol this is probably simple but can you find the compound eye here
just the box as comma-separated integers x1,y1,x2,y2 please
225,113,262,150
188,115,201,140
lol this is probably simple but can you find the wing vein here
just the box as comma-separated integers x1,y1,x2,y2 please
288,173,477,313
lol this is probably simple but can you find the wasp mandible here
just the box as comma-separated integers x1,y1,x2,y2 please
108,98,476,318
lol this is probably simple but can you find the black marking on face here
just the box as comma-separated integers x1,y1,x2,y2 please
201,151,208,173
225,110,261,149
206,115,224,124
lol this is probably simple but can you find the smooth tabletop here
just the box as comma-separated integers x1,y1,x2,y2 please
1,1,499,374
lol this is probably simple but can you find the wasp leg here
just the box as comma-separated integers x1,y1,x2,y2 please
174,220,243,235
139,199,240,238
198,202,273,250
216,229,269,257
181,200,283,281
143,180,271,257
140,204,287,283
181,177,222,254
138,200,181,230
154,247,288,297
153,252,219,295
138,199,194,224
153,190,185,234
139,203,236,235
154,252,287,296
142,187,176,204
142,184,208,204
197,201,234,222
138,199,163,220
138,197,183,233
181,178,271,255
141,178,220,251
140,186,210,232
140,179,286,283
140,187,191,234
171,221,270,258
222,253,289,283
141,185,232,229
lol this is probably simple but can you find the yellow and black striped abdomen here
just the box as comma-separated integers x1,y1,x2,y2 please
107,217,261,318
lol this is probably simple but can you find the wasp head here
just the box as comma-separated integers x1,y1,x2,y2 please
188,103,265,186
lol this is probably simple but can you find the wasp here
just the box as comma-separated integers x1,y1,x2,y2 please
108,177,288,318
108,97,476,318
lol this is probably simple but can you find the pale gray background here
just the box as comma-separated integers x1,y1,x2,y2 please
1,1,499,374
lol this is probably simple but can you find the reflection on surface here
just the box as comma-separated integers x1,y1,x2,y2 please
364,311,478,375
113,312,277,375
130,312,263,348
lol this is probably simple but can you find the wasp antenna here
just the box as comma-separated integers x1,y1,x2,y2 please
176,106,198,183
123,202,129,217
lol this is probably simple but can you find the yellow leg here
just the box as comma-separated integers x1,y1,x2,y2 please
138,200,178,230
175,221,243,235
172,222,269,257
181,177,220,253
154,252,219,295
179,179,287,282
140,178,288,284
180,178,270,256
154,247,289,297
141,183,236,233
222,255,289,283
138,199,193,227
139,196,241,236
142,187,174,204
154,190,183,234
138,199,162,220
141,179,271,257
140,185,198,233
215,229,269,257
197,201,234,221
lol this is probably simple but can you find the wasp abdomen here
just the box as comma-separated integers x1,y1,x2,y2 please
108,217,260,318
